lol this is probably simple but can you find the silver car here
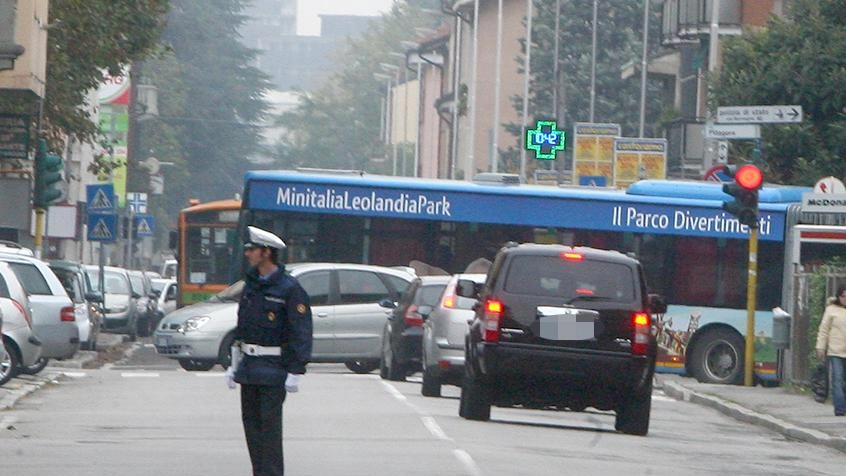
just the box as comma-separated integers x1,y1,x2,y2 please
151,278,178,321
85,266,138,340
0,253,78,367
154,263,413,372
0,262,43,385
420,273,487,397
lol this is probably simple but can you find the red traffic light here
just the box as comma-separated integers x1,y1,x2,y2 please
734,164,763,190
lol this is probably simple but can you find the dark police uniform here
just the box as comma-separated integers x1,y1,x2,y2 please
234,265,313,476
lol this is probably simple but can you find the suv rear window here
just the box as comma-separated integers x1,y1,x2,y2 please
8,262,52,295
503,255,636,301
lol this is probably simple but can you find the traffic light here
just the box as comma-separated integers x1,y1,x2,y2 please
722,164,763,228
33,139,64,209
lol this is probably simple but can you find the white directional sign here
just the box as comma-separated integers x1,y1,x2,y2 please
126,192,148,214
717,105,803,124
704,124,761,140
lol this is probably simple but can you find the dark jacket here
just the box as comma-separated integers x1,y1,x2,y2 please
234,265,313,386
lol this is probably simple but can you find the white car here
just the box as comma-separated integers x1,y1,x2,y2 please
154,263,413,372
151,278,178,321
0,262,43,385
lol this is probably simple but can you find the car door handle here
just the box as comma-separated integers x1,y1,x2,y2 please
316,312,329,318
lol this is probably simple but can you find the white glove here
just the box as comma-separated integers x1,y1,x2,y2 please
225,367,237,390
285,373,301,393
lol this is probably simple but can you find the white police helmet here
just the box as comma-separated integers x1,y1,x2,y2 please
243,226,286,250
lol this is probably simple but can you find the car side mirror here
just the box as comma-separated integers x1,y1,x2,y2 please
379,298,397,309
648,294,667,315
455,279,479,298
85,292,104,303
418,305,433,319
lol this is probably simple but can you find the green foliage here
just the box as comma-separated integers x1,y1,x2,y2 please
712,0,846,184
275,1,443,172
0,0,169,145
502,0,664,174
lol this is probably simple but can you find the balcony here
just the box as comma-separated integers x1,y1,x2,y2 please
662,0,743,47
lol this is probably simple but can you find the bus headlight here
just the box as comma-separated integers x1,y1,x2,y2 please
180,316,211,333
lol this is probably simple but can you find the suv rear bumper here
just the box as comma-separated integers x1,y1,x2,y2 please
474,342,654,401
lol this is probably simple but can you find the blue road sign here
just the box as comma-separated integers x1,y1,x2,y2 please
579,175,607,187
86,184,116,212
87,213,117,242
127,192,148,214
134,214,155,237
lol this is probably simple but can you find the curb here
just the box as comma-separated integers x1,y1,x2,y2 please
0,371,63,411
662,380,846,454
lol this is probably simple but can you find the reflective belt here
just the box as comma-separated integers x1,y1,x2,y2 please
240,343,282,357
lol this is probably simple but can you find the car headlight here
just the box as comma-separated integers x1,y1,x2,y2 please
180,316,211,333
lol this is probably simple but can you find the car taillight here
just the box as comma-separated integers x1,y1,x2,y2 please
440,284,457,309
12,299,32,328
560,251,584,261
61,306,76,322
483,299,503,343
632,311,651,355
404,304,424,327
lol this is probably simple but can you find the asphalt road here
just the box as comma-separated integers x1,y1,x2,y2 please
1,343,845,475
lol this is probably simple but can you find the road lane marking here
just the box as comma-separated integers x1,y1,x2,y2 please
120,372,160,378
453,449,483,476
380,381,407,401
194,373,225,378
62,372,87,378
421,416,452,441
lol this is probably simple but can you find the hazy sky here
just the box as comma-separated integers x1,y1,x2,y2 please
297,0,396,36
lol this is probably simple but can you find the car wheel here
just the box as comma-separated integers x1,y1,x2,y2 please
615,383,652,436
178,359,215,371
0,338,20,386
18,357,49,376
345,360,379,374
459,371,490,421
690,328,744,385
136,315,152,338
381,330,405,381
421,365,442,397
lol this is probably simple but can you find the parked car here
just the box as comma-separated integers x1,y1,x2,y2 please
456,243,665,436
161,259,177,279
0,252,77,374
379,275,450,381
151,278,177,323
0,261,44,385
49,261,103,351
420,273,488,397
154,263,413,372
127,270,158,337
85,265,137,341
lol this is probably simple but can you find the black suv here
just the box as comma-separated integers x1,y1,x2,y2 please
456,243,665,436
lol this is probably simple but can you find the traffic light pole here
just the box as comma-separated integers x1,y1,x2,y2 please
33,208,45,259
744,226,759,387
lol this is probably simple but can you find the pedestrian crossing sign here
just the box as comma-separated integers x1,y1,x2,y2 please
134,214,155,237
86,184,116,212
87,213,117,242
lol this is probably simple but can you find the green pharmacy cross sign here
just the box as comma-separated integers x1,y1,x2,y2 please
526,120,566,160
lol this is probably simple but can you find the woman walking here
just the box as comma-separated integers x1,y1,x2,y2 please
816,285,846,416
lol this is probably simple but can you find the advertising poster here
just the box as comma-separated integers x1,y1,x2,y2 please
613,138,667,189
97,72,130,207
572,123,620,186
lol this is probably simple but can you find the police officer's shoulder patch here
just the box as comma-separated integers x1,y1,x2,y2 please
296,303,307,314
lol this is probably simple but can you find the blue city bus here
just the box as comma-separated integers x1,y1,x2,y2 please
240,169,810,384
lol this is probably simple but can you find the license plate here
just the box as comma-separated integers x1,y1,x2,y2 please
536,306,597,341
156,336,170,347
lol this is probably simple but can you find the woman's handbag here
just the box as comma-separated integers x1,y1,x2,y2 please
811,362,829,403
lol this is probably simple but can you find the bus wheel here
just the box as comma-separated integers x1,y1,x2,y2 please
690,328,744,385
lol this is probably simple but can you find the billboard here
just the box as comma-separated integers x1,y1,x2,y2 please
572,123,620,186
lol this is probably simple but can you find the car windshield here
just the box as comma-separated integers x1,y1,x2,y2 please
89,270,130,295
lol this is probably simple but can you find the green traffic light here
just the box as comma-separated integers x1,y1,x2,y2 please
33,139,64,209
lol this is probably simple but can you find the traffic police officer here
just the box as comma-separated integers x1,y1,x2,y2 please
225,226,313,476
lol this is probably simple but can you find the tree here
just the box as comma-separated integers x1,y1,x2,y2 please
503,0,664,175
0,0,168,145
712,0,846,184
275,0,443,173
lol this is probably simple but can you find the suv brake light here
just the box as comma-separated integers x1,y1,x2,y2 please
632,311,651,355
483,299,503,342
560,251,584,261
61,306,76,322
404,304,424,327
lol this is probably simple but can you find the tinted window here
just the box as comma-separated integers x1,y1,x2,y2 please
8,262,52,295
297,271,331,306
417,284,447,306
383,274,412,299
338,270,390,304
52,268,83,303
0,273,9,298
503,255,635,301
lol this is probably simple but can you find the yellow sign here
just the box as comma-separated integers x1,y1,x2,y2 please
612,138,667,189
572,123,620,186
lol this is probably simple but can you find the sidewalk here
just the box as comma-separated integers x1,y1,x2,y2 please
0,333,128,411
657,374,846,453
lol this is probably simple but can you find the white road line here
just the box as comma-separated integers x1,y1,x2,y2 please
120,372,160,378
380,381,407,401
421,416,452,441
62,371,88,378
143,344,157,349
453,449,483,476
194,373,225,378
